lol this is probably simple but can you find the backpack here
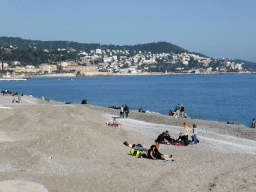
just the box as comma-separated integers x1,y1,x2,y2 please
130,149,141,157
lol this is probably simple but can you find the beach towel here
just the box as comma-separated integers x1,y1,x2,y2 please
151,159,172,162
162,141,184,146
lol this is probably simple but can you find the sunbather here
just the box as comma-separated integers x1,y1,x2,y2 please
123,141,148,152
107,118,122,127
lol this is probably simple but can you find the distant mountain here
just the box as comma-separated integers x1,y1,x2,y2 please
0,36,100,53
0,36,206,56
1,36,255,70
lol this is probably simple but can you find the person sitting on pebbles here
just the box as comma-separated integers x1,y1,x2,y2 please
148,145,173,161
165,131,175,143
107,118,122,127
177,132,185,143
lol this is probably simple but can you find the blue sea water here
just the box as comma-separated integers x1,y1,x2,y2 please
1,74,255,126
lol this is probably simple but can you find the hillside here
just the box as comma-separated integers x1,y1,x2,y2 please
0,36,255,72
0,36,195,55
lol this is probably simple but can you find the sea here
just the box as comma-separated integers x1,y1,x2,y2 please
0,74,255,127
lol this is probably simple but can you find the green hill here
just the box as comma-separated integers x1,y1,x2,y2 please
0,37,191,55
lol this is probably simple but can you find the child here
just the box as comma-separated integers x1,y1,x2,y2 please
184,111,187,118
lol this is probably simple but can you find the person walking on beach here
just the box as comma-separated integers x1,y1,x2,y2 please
192,124,198,144
120,105,124,118
180,105,184,118
252,118,256,128
124,104,129,118
175,104,181,117
184,122,189,146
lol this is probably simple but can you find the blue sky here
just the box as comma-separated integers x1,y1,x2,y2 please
0,0,255,61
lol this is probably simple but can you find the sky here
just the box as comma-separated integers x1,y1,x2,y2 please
0,0,255,61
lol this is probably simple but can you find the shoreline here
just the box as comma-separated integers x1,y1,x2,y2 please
2,92,251,127
1,94,255,141
86,104,256,141
0,71,254,80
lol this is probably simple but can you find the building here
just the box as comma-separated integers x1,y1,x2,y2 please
39,64,57,73
96,49,102,54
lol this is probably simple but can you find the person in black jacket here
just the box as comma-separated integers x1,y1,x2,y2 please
175,103,181,117
155,132,167,152
124,104,129,118
177,132,185,143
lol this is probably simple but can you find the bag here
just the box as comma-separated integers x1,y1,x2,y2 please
120,111,123,114
130,149,141,157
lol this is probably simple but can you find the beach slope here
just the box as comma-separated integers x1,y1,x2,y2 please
0,95,255,191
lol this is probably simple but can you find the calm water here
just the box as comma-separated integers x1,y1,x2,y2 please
1,74,255,126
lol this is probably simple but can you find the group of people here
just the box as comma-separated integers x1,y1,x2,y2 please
123,122,199,161
120,104,129,118
169,103,187,118
106,104,129,127
155,123,198,147
123,141,173,161
11,94,22,103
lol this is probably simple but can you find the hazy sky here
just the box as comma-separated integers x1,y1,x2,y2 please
0,0,255,61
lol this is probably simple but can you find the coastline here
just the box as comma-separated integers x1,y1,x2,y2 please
0,94,255,191
1,94,255,140
86,104,256,142
1,71,254,80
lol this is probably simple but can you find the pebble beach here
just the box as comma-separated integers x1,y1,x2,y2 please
0,94,255,191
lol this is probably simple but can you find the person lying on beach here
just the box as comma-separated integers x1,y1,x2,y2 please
108,106,121,109
139,107,146,113
227,120,235,124
123,141,148,152
107,118,122,127
148,145,173,160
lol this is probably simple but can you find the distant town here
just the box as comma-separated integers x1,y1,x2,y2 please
0,39,253,79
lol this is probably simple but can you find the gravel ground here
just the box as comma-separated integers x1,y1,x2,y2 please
0,96,255,192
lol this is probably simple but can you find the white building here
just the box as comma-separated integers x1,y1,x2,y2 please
60,62,68,67
96,49,102,54
11,61,20,66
